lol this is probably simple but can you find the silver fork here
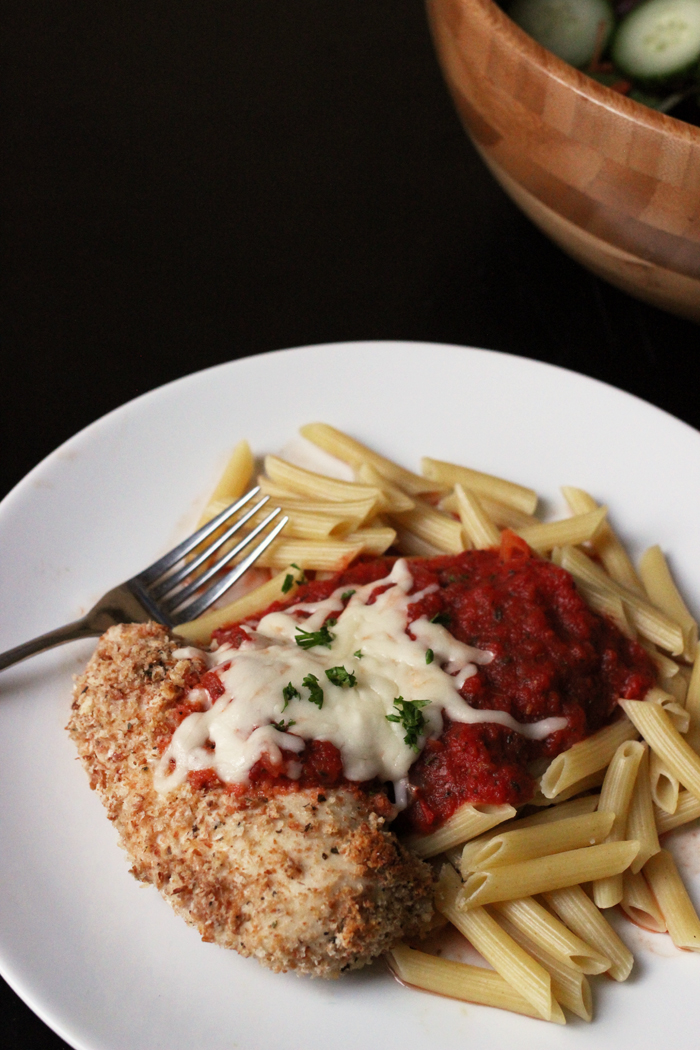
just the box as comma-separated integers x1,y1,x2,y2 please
0,487,288,671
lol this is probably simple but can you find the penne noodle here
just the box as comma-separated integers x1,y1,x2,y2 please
421,458,538,514
517,506,608,554
593,740,645,909
620,700,700,804
643,849,700,951
404,803,516,859
386,944,559,1020
543,885,634,981
492,897,611,974
684,650,700,753
197,439,255,526
436,867,559,1021
495,913,593,1021
560,487,645,595
540,719,639,799
256,537,365,571
343,526,396,556
478,795,601,836
570,583,637,640
639,641,682,681
300,423,445,496
649,750,680,815
264,454,385,506
175,567,301,644
646,686,691,734
390,502,465,555
620,869,667,932
457,841,639,909
558,546,685,655
654,790,700,834
390,523,443,558
355,462,416,512
438,492,539,531
626,746,660,873
639,545,698,662
460,812,615,875
661,669,689,704
531,771,606,807
453,484,501,549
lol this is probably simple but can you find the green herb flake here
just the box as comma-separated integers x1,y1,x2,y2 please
430,611,450,627
425,649,434,665
386,696,430,751
341,590,356,602
271,718,296,733
302,673,324,709
325,665,357,688
354,649,363,659
290,562,308,585
282,682,301,710
281,573,294,594
295,623,335,650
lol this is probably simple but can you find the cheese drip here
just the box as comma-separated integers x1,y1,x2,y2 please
157,560,568,795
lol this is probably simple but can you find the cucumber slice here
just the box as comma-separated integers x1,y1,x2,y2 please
612,0,700,80
508,0,615,67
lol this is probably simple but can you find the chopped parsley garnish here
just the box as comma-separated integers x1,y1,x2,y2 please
282,682,301,710
281,573,294,594
341,590,356,602
425,648,434,665
295,623,335,650
326,617,337,627
354,649,363,659
325,665,357,688
302,673,324,708
290,562,308,585
271,718,296,732
386,696,430,751
430,611,451,627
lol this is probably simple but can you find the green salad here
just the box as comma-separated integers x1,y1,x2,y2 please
506,0,700,123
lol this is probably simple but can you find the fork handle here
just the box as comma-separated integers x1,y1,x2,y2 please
0,617,100,671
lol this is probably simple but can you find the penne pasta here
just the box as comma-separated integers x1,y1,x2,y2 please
436,866,559,1021
620,700,700,804
343,526,396,556
453,484,501,549
626,746,660,873
390,501,465,555
460,812,615,875
457,841,639,909
386,944,559,1021
644,849,700,951
516,506,608,554
264,454,385,505
620,869,667,932
256,537,365,571
560,487,645,595
491,897,611,974
557,546,685,655
300,423,444,496
389,523,443,558
592,740,645,908
639,545,698,662
197,439,255,527
540,719,639,799
175,566,301,644
646,686,691,735
649,750,680,815
421,458,538,514
495,913,593,1021
438,491,539,531
404,802,516,859
654,790,700,834
543,885,634,981
355,462,416,512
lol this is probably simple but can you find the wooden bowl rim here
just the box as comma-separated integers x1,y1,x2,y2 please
461,0,700,144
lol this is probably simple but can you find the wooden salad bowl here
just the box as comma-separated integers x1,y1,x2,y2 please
427,0,700,322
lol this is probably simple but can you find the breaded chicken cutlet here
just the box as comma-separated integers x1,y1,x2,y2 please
68,622,434,978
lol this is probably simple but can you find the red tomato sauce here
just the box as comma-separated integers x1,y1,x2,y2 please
191,546,655,832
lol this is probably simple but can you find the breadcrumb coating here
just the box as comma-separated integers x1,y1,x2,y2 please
68,622,434,977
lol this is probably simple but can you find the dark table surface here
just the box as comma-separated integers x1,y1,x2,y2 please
2,2,699,1047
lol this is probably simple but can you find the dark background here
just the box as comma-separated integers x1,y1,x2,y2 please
2,2,699,1047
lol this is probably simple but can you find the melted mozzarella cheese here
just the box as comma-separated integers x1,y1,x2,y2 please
155,559,568,795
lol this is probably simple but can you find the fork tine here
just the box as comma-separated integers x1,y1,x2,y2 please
160,506,284,612
170,513,289,624
149,496,271,600
138,486,262,584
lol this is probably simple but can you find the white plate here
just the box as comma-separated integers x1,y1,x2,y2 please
2,341,700,1050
